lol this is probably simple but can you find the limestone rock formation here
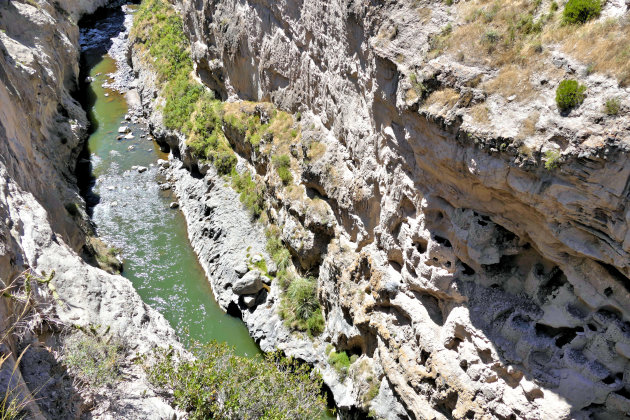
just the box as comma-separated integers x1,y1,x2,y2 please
132,0,630,418
0,0,181,417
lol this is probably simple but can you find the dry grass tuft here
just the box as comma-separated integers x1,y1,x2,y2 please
424,88,460,110
517,111,541,140
470,103,491,125
547,16,630,86
483,65,535,99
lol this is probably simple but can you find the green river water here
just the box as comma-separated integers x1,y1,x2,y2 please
82,52,260,357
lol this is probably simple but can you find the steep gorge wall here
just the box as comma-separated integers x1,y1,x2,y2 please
0,1,181,417
172,0,630,418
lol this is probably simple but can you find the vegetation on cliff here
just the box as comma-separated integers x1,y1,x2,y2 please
132,0,326,340
146,342,327,420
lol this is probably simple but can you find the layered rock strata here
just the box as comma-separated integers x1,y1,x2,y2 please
129,0,630,418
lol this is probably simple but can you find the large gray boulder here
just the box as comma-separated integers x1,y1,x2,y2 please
233,270,263,295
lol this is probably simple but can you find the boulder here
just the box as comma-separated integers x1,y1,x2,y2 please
243,295,257,308
169,202,179,209
137,166,148,173
234,262,249,276
118,126,128,133
233,270,263,295
157,159,170,168
124,133,135,140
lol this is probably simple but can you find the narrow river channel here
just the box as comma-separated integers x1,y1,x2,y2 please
77,5,260,357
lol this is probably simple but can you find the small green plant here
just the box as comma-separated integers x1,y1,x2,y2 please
231,171,264,217
550,1,559,12
62,332,124,389
280,276,325,336
328,350,351,377
146,342,327,420
409,73,426,98
363,381,380,403
604,97,621,115
555,79,587,111
482,30,500,45
266,227,292,271
273,154,293,185
563,0,601,24
544,150,561,170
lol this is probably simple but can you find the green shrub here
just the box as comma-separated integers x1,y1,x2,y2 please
328,350,351,377
62,332,124,389
544,150,561,170
280,276,325,336
550,1,559,12
563,0,601,24
162,75,204,131
231,171,264,217
273,154,293,185
213,151,237,175
604,97,621,115
146,342,327,420
555,79,587,111
363,382,380,403
266,228,292,270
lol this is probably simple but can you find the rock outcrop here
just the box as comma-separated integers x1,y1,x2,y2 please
130,0,630,418
0,1,181,418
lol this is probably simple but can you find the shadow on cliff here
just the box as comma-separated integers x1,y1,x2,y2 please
74,6,128,216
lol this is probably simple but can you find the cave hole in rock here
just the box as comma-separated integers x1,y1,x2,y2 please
433,235,452,248
414,292,444,326
597,261,630,294
461,262,476,276
465,410,476,419
459,359,468,372
482,255,517,277
604,287,613,297
601,372,623,385
596,306,623,322
414,238,428,254
495,224,517,243
434,390,459,418
537,266,568,303
535,323,583,347
389,260,402,272
615,387,630,399
305,185,329,201
419,349,431,365
400,196,416,218
587,323,598,332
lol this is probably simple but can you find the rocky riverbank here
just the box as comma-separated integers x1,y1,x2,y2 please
0,1,182,418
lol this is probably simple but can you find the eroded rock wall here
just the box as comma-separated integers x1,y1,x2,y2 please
0,1,181,418
173,0,630,418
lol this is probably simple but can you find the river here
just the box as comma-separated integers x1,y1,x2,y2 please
77,5,260,357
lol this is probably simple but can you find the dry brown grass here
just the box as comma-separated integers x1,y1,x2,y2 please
470,103,490,125
424,88,460,109
223,101,298,156
482,65,535,99
307,141,327,162
517,111,540,140
434,0,630,96
546,16,630,86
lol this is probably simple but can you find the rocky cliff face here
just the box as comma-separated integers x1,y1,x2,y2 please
155,0,630,418
0,1,180,418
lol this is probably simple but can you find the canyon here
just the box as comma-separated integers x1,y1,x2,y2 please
1,0,630,419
